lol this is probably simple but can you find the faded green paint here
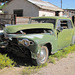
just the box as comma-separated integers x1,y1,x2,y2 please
3,16,75,59
31,16,71,20
58,29,74,49
5,23,53,33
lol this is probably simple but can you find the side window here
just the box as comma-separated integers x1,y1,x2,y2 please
60,20,68,29
68,20,73,29
57,19,73,30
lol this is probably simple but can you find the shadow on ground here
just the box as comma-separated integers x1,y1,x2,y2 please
0,48,33,67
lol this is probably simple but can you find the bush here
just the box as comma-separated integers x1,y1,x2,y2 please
22,63,48,75
53,45,75,60
48,56,56,64
0,53,15,69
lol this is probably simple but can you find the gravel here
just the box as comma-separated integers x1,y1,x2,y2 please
34,52,75,75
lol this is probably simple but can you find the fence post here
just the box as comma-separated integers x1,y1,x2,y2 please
14,14,17,24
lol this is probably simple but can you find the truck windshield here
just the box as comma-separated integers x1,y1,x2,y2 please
30,18,56,27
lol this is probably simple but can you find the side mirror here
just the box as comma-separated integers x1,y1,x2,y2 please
57,27,63,32
60,27,63,30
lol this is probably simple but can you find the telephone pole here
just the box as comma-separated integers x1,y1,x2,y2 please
61,0,62,8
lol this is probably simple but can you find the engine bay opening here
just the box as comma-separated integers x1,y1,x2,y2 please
16,28,54,35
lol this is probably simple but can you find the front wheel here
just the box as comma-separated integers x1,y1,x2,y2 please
32,46,49,65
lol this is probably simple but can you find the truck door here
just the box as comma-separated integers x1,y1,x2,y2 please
57,19,73,49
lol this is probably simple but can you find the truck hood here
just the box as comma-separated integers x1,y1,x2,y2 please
4,23,53,33
6,33,56,44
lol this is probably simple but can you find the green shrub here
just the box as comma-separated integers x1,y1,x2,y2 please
53,45,75,60
0,53,15,69
22,63,48,75
22,66,39,75
53,50,67,60
48,56,56,64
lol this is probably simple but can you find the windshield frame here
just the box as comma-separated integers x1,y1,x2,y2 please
29,18,56,28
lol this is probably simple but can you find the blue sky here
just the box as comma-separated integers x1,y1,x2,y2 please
44,0,75,9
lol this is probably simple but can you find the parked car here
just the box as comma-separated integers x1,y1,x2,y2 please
0,16,75,65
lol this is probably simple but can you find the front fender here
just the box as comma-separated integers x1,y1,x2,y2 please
6,33,58,59
28,35,58,59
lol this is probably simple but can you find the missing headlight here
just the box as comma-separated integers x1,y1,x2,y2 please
30,41,34,45
19,39,34,47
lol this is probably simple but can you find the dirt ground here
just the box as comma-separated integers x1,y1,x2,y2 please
0,52,75,75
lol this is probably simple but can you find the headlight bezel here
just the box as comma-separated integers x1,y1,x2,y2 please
19,39,34,47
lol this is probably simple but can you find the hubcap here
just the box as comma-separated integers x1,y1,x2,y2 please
39,48,47,62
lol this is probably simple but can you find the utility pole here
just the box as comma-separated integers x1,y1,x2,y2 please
0,2,1,6
61,0,62,9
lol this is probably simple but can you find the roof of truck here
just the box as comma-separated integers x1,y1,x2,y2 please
31,16,71,20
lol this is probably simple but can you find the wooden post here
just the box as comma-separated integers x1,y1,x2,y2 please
14,14,16,25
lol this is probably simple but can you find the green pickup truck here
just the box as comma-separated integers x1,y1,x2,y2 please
0,16,75,65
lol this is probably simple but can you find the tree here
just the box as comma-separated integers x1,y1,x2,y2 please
0,2,7,9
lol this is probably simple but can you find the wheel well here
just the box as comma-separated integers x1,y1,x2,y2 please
45,43,52,55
